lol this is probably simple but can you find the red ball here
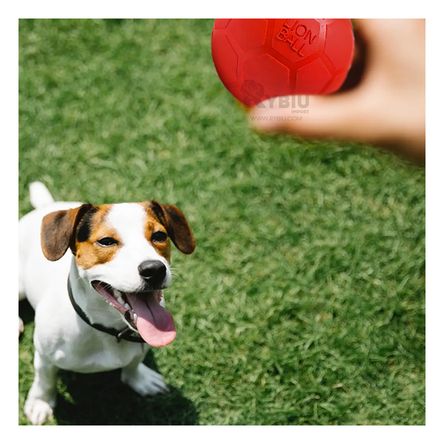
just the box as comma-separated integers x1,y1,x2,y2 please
211,19,354,107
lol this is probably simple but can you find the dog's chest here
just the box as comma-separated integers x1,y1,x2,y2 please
49,334,146,373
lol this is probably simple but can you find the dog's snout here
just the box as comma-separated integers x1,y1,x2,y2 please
138,260,166,283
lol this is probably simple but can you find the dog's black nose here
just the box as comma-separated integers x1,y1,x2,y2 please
138,260,166,284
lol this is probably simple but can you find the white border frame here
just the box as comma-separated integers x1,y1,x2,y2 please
3,1,441,442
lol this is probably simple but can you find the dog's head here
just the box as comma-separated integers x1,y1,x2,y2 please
40,201,195,346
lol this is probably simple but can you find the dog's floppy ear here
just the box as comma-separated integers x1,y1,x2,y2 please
150,201,196,254
41,204,93,261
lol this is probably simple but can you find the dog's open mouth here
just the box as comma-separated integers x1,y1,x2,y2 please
91,280,176,347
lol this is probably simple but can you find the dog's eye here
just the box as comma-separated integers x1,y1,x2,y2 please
151,231,168,243
96,237,118,247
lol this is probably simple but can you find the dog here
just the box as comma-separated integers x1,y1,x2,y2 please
19,182,195,424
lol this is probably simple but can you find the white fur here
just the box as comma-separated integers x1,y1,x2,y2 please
19,183,170,425
29,181,54,209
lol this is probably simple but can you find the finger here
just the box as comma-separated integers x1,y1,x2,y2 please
249,92,379,143
353,19,424,62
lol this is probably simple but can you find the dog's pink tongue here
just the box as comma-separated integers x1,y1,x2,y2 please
126,292,176,347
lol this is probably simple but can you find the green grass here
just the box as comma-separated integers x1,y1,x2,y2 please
19,19,425,425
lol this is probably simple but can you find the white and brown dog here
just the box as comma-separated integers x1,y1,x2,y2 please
19,182,195,425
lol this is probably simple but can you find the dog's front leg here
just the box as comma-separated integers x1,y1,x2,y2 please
121,355,169,396
24,350,58,425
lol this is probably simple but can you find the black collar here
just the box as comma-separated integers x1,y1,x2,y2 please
67,279,145,343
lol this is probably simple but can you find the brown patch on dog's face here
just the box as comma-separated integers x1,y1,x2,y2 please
74,204,122,270
145,201,196,255
142,205,172,262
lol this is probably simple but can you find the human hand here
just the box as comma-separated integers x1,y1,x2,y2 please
249,19,425,164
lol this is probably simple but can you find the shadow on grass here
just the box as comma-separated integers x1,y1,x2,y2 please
19,300,198,425
19,299,35,325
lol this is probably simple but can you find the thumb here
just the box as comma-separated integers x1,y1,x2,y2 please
249,92,377,143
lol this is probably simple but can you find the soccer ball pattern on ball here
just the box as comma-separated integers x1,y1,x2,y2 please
212,19,355,106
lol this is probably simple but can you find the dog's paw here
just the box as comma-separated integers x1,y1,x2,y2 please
24,398,54,425
121,363,169,396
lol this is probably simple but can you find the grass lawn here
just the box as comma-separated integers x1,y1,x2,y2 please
19,19,425,425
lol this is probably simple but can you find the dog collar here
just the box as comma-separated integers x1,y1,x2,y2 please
67,279,145,343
